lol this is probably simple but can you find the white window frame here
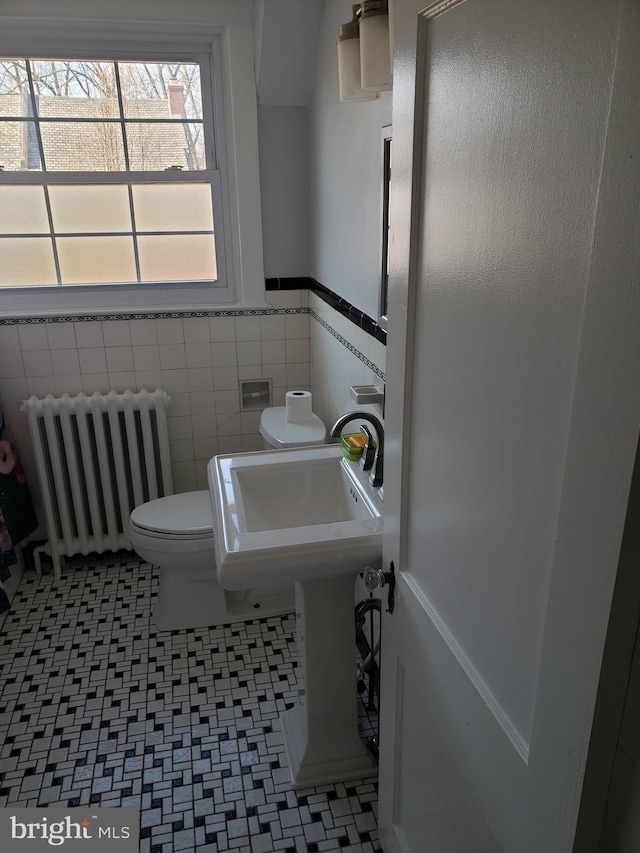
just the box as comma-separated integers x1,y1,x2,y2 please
0,25,264,316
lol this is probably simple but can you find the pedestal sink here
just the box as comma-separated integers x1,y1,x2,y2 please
208,445,383,787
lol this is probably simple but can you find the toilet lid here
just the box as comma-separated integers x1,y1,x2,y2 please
130,491,213,536
259,406,327,447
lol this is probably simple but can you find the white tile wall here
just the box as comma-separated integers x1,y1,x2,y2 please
0,295,311,533
309,292,385,434
74,321,104,348
0,287,383,545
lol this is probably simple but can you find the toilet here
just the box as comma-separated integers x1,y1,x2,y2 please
258,404,326,450
127,404,327,631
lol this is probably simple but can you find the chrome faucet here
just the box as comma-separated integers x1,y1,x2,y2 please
330,411,384,489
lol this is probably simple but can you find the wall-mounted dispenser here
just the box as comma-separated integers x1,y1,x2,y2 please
240,379,272,411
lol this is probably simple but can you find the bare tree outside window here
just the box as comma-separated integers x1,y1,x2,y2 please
0,59,205,171
0,56,219,288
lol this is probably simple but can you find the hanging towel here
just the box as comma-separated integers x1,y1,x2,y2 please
0,407,38,614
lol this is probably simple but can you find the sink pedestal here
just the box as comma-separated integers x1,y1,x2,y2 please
281,573,377,788
209,445,383,787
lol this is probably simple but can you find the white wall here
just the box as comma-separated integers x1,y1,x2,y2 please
0,0,251,23
258,105,311,278
306,0,389,439
254,0,323,107
310,0,392,319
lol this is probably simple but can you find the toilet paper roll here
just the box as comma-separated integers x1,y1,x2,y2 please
285,390,313,424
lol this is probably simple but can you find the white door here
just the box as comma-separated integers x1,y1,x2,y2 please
379,0,640,850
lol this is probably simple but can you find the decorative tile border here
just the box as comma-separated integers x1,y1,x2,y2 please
1,279,386,347
267,278,387,346
311,310,386,383
268,279,387,380
0,307,308,325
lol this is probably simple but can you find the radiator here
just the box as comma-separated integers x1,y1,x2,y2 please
22,388,173,578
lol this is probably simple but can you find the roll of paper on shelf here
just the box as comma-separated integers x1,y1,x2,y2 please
285,390,312,423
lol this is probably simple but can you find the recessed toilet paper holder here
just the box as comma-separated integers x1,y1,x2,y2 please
349,384,385,405
240,379,272,411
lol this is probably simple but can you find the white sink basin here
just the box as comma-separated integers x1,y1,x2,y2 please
208,444,382,588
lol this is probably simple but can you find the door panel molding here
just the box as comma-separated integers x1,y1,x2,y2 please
403,570,530,761
390,659,405,828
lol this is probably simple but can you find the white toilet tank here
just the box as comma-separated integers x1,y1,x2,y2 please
259,405,327,449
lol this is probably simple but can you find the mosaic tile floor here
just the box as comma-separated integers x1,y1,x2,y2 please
0,553,381,852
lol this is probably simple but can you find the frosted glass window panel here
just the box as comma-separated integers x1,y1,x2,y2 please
0,60,29,105
132,183,213,232
0,237,56,286
120,62,203,121
126,122,205,171
138,234,217,282
0,186,50,234
40,122,125,171
57,236,136,284
30,61,118,118
49,185,132,234
0,121,41,171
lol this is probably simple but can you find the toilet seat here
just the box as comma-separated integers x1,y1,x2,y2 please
129,491,213,538
129,524,213,542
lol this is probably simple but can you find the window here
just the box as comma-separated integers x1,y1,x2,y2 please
0,51,231,300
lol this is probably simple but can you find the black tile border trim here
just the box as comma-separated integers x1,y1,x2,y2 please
266,277,387,346
0,278,387,349
265,277,311,291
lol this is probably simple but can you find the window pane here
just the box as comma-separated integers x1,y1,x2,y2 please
132,183,213,232
0,95,27,117
0,186,50,233
49,185,131,233
126,122,204,171
40,122,125,171
0,121,41,171
30,61,118,118
120,62,202,120
138,234,216,282
0,94,28,118
0,55,224,294
0,60,30,113
0,237,56,286
57,236,136,283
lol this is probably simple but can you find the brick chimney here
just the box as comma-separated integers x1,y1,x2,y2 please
167,79,187,118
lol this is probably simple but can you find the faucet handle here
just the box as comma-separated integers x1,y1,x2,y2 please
359,425,376,471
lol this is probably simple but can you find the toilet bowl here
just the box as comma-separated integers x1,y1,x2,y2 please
128,490,296,630
127,403,326,631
